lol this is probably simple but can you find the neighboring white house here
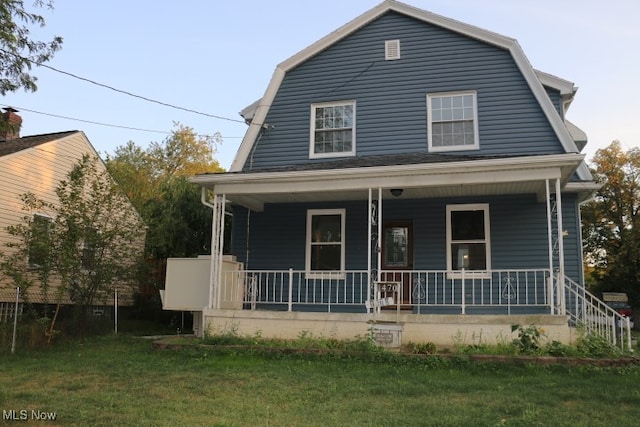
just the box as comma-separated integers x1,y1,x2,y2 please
0,107,143,317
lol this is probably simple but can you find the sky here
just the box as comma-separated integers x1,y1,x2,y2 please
3,0,639,170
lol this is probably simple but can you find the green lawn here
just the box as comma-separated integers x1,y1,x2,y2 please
1,335,639,426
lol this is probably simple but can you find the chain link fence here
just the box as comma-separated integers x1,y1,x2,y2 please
0,287,121,353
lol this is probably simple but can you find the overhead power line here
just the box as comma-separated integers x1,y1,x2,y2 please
0,47,246,124
0,103,243,139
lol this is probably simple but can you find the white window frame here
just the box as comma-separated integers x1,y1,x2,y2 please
427,91,479,152
309,100,356,159
446,203,491,278
305,209,346,279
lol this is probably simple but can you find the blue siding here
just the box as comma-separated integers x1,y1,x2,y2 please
560,193,582,282
245,12,564,171
231,194,583,283
544,86,564,119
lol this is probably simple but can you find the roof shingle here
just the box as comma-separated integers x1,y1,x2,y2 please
0,131,79,157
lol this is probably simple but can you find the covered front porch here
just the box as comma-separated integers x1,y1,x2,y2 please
193,153,587,312
177,153,631,348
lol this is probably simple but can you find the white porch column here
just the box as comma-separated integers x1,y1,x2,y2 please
367,188,372,312
545,179,554,314
216,194,227,310
377,187,382,286
367,188,383,313
206,193,226,310
555,178,566,315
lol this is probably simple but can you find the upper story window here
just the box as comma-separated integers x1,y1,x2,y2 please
306,209,345,278
427,91,479,152
310,101,355,159
446,204,491,277
28,214,52,269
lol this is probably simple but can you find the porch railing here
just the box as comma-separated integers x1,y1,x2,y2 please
215,268,631,351
561,274,632,351
217,268,552,314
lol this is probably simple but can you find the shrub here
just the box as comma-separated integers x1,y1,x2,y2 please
511,324,544,354
407,341,437,355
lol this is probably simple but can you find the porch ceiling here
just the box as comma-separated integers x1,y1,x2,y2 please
192,153,585,211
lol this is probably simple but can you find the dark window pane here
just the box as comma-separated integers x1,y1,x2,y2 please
451,210,485,240
310,245,341,271
384,227,408,267
311,215,341,242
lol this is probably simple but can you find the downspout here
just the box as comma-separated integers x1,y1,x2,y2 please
576,189,599,290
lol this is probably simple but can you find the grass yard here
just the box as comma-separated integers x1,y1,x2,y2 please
1,335,639,426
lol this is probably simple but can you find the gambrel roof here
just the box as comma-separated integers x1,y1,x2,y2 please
231,0,584,174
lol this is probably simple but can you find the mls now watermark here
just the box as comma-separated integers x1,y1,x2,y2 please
3,409,57,421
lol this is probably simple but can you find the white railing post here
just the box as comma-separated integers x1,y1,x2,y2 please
250,275,257,311
461,269,466,315
545,270,554,314
288,268,293,312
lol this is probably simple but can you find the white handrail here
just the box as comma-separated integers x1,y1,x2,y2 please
561,274,632,351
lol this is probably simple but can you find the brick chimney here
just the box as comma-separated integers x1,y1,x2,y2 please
0,107,22,140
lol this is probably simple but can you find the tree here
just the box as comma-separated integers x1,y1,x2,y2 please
105,124,225,321
581,141,640,303
52,155,145,308
0,155,145,330
106,123,224,259
0,0,63,95
146,123,222,178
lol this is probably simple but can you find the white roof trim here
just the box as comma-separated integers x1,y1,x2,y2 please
239,98,262,123
534,70,577,96
230,0,581,172
200,153,584,187
196,153,585,211
230,68,285,171
565,119,588,152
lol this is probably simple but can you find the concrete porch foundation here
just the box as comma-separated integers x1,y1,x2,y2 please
203,309,574,348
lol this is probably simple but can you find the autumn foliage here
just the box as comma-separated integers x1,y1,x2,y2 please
581,141,640,304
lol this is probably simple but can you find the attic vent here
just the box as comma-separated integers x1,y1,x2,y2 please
385,39,400,60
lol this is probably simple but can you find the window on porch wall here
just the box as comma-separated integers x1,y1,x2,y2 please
446,204,491,273
305,209,345,278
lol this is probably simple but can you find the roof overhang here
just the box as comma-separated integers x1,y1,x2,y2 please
193,154,587,211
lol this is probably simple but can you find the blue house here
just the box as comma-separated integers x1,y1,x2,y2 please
185,1,629,348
